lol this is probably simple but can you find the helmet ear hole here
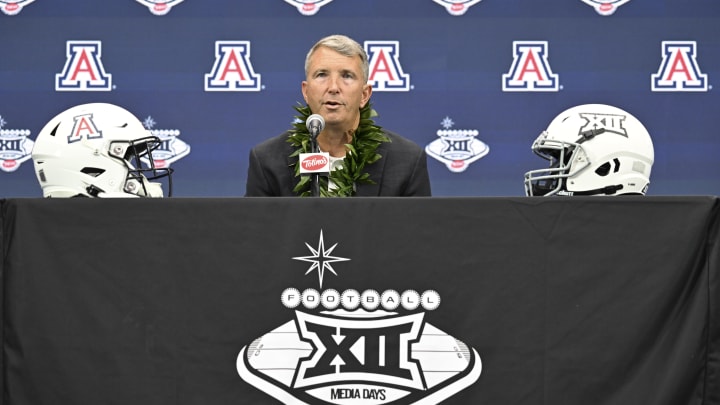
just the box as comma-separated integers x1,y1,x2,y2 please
595,162,611,176
594,158,622,177
81,167,106,177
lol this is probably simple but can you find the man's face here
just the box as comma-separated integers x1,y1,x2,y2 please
302,46,371,131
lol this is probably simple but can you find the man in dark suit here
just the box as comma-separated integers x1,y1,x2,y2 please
245,34,431,197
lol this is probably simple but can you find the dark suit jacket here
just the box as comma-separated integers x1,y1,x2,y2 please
245,129,432,196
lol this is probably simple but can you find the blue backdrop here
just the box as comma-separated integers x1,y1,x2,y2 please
1,0,718,197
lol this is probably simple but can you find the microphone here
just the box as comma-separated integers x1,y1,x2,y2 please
301,114,329,197
306,114,325,138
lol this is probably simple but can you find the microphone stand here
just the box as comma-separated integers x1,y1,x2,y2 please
310,130,320,197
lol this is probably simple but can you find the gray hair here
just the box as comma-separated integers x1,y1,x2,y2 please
304,34,369,83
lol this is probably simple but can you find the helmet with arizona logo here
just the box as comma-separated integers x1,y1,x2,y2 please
524,103,654,196
31,103,172,198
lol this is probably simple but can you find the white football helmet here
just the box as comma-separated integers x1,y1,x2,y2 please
31,103,172,198
524,104,654,196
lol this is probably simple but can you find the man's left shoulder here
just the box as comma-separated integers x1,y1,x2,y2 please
381,129,423,152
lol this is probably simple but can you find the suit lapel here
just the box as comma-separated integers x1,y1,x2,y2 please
285,143,301,195
354,145,388,196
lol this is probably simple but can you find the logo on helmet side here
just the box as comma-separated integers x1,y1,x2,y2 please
578,112,627,137
67,113,103,143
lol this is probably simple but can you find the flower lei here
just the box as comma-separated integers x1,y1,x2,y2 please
287,103,390,197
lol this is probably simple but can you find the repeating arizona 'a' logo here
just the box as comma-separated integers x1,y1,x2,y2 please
426,116,489,173
433,0,483,16
580,0,632,16
0,115,33,173
1,0,35,15
365,41,411,92
651,41,708,92
503,41,559,92
140,116,191,169
205,41,262,92
135,0,184,15
237,230,482,404
56,41,113,92
284,0,334,15
67,113,102,143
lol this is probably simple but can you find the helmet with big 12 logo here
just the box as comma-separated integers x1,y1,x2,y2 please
31,103,172,198
524,104,654,196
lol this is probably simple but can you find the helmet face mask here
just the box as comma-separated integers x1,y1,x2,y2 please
107,136,170,197
524,133,588,196
524,104,654,197
32,103,173,198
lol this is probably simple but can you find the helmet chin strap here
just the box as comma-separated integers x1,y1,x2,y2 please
141,181,165,198
84,178,163,198
560,184,624,196
124,176,164,197
86,185,104,197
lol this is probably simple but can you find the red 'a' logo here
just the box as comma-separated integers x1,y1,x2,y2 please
365,41,411,92
67,113,103,144
55,41,113,92
205,41,262,92
651,41,708,92
502,41,559,92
